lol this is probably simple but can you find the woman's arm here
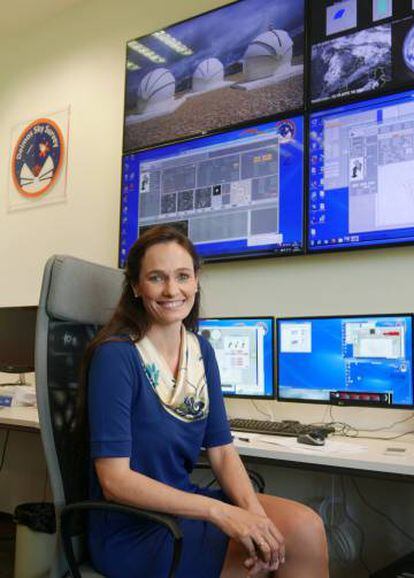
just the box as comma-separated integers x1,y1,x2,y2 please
206,443,264,514
95,456,281,569
207,443,285,571
96,456,221,520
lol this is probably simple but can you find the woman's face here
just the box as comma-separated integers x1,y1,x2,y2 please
134,241,198,327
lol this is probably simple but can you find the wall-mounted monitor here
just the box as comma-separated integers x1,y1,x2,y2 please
198,317,275,399
277,314,414,408
120,116,304,264
123,0,305,152
308,89,414,252
310,0,414,105
0,306,37,374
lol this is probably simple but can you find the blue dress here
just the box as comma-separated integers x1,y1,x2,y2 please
88,334,233,578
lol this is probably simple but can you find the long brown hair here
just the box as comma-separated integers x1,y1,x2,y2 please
83,225,202,372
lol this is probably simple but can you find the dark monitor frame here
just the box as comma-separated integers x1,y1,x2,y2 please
305,87,414,255
307,1,414,110
0,306,37,375
276,312,414,409
122,0,308,153
119,112,307,266
199,315,276,400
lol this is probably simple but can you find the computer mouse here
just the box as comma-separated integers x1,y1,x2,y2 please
297,432,326,446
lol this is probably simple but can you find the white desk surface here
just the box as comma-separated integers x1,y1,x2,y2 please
0,407,412,478
233,433,414,478
0,406,40,431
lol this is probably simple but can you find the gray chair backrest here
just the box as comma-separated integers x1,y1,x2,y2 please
35,255,124,577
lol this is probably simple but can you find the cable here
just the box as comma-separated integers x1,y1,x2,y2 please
356,413,414,432
340,476,372,576
251,400,272,421
345,429,414,441
314,405,414,440
350,477,414,546
0,430,10,473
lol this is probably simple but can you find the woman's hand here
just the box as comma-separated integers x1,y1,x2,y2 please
210,503,285,574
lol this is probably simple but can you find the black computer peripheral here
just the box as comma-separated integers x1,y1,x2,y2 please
228,418,335,438
297,431,326,446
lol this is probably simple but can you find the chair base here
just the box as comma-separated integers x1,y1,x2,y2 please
370,551,414,577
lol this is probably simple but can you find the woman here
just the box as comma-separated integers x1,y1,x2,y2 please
86,225,329,578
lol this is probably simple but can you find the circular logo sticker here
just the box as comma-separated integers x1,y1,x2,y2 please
275,120,295,142
11,118,64,198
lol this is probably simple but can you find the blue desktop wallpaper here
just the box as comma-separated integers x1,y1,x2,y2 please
277,316,414,407
309,89,414,252
119,116,304,265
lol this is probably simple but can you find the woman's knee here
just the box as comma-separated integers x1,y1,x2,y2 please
285,503,328,560
260,496,327,555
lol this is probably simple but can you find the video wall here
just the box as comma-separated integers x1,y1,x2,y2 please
120,0,414,265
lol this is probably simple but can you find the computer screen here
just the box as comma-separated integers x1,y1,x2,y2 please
310,0,414,105
277,314,414,408
198,317,274,398
123,0,305,151
0,306,37,373
308,89,414,252
120,116,304,265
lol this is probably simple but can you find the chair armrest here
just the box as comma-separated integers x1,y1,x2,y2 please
194,463,265,493
60,500,182,578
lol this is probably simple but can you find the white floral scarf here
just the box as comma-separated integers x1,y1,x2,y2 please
135,326,209,422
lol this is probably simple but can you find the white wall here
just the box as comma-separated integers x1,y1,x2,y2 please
1,1,413,574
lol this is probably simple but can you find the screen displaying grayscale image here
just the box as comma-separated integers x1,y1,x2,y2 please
310,0,414,105
123,0,304,151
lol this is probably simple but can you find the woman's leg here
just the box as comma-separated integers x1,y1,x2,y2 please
220,494,329,578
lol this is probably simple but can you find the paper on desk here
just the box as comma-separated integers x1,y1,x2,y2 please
236,434,367,454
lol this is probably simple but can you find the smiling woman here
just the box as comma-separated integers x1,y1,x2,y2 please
133,241,198,334
82,225,329,578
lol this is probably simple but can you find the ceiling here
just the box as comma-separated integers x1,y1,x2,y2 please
0,0,85,39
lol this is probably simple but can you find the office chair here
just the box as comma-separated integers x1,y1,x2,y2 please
35,254,265,578
35,255,183,578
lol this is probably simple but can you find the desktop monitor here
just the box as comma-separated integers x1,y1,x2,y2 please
308,89,414,252
198,317,275,399
123,0,305,151
0,306,37,374
310,0,414,105
277,314,414,408
120,116,304,265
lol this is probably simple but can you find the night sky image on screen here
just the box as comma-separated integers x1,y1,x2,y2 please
124,0,304,151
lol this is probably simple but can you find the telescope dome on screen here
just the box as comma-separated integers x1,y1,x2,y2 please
123,0,304,151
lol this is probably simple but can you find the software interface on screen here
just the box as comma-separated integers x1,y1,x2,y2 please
198,318,274,397
123,0,304,151
310,0,414,104
277,315,414,407
309,89,414,251
120,117,304,265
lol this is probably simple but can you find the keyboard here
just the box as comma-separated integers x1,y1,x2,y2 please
229,418,335,438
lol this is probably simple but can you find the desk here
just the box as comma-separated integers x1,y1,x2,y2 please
0,406,39,432
232,434,414,482
231,433,414,577
0,405,46,515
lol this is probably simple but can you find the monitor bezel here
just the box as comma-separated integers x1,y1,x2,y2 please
307,2,414,110
118,113,307,266
0,305,37,374
306,87,414,255
122,0,307,154
198,315,276,399
276,312,414,409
